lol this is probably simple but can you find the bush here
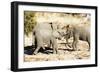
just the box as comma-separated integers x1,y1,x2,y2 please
24,11,36,36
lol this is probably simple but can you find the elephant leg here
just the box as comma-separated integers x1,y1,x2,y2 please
87,36,90,51
75,40,78,51
65,37,72,49
72,41,76,51
33,46,40,55
72,34,79,51
42,46,45,50
53,47,58,54
87,41,90,51
51,38,58,54
48,41,52,48
53,40,58,54
65,36,69,48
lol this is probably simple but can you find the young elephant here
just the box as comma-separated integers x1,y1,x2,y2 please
59,25,73,48
62,24,90,51
72,25,90,51
33,22,60,55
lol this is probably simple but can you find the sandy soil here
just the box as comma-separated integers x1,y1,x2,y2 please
24,38,90,62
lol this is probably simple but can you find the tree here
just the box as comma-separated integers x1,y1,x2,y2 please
24,11,36,36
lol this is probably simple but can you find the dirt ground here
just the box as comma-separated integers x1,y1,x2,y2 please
24,38,90,62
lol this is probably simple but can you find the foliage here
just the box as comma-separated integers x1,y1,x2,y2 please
24,11,36,36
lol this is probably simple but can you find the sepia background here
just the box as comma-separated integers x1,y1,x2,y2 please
24,11,91,62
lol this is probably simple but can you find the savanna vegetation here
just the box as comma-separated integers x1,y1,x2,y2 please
24,11,36,36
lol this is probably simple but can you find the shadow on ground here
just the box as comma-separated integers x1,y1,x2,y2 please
24,45,54,55
24,45,74,55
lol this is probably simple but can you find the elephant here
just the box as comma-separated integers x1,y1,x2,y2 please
32,22,61,55
72,25,90,51
60,24,90,51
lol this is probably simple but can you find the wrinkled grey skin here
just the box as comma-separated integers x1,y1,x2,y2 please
33,22,60,55
72,25,90,51
60,25,90,51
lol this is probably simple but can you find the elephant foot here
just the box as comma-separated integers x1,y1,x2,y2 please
53,50,58,54
33,51,38,55
53,51,56,54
